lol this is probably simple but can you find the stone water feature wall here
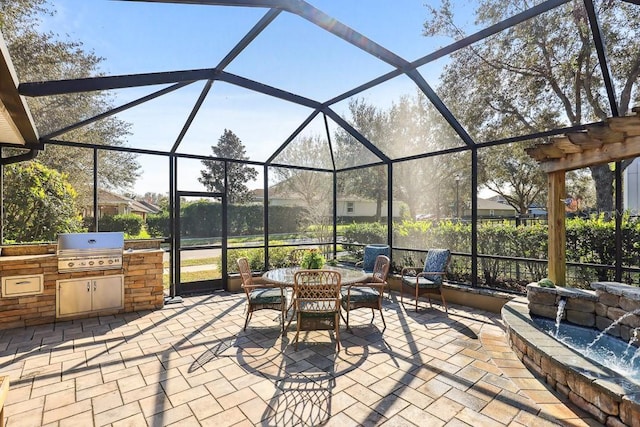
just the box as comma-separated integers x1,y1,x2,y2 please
502,281,640,426
528,281,640,345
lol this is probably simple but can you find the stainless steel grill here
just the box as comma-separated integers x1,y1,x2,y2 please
57,232,124,272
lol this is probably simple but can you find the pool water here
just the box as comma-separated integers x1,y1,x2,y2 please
533,317,640,385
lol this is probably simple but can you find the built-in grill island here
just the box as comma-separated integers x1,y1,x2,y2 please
56,232,126,318
0,234,164,329
57,232,124,272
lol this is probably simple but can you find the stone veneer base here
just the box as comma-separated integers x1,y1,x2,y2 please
503,298,640,427
0,241,164,330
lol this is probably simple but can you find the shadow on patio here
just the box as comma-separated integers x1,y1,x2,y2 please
0,292,596,426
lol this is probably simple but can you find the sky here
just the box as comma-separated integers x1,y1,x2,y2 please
34,0,478,195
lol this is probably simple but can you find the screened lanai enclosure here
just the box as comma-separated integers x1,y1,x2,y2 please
1,0,640,296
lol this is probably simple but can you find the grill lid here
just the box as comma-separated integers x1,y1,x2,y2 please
57,232,124,256
57,232,124,272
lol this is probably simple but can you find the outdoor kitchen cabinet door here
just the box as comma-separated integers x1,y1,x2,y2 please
57,275,124,317
57,279,93,316
91,276,124,311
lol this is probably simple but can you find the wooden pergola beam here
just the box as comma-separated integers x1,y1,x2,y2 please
539,138,640,173
525,114,640,286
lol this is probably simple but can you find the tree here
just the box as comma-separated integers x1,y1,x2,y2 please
199,129,258,203
2,161,83,242
566,169,596,210
423,0,640,213
479,143,547,214
387,91,468,219
334,99,389,222
0,0,140,194
272,135,332,208
140,192,169,211
271,135,333,243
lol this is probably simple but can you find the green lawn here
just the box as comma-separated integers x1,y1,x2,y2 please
163,257,219,268
162,269,222,289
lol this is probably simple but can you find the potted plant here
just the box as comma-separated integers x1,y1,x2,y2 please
300,249,325,269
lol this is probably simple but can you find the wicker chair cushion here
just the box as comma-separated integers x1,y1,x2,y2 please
401,276,440,289
422,249,449,284
249,288,283,304
340,287,380,304
361,245,390,272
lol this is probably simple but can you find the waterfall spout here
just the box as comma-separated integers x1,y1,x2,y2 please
586,308,640,352
554,298,566,339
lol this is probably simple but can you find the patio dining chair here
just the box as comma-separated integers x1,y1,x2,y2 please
356,244,390,273
286,269,342,351
400,249,451,313
237,257,286,332
286,248,309,267
341,255,390,331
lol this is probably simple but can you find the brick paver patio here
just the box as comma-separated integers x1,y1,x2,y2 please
0,291,599,426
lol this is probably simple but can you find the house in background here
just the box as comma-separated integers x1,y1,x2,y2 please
251,186,404,218
625,158,640,214
465,197,518,218
82,189,161,220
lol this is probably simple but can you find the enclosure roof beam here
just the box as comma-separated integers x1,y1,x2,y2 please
267,162,333,173
20,68,320,111
406,69,476,148
171,8,282,153
266,109,321,165
336,160,386,174
324,0,570,107
46,138,265,166
119,0,471,159
216,71,321,109
19,69,216,97
323,107,391,164
119,0,289,7
123,0,409,70
41,81,194,141
583,0,619,117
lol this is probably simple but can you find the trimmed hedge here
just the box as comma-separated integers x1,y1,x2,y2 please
227,246,294,272
145,203,305,238
341,216,640,286
98,214,144,236
146,212,169,237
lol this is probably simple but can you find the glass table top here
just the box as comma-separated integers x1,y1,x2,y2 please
262,266,368,286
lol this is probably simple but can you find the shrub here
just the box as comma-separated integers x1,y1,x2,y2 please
146,212,169,237
340,216,640,287
342,222,387,257
227,246,291,272
98,214,144,236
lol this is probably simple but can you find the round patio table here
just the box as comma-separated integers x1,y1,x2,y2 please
262,266,368,286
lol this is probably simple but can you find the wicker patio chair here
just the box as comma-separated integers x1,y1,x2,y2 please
355,244,390,273
341,255,390,331
400,249,451,312
287,269,342,351
237,257,286,332
287,248,309,267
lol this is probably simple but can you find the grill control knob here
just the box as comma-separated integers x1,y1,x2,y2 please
108,259,114,264
99,260,104,265
89,261,94,266
68,262,74,267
